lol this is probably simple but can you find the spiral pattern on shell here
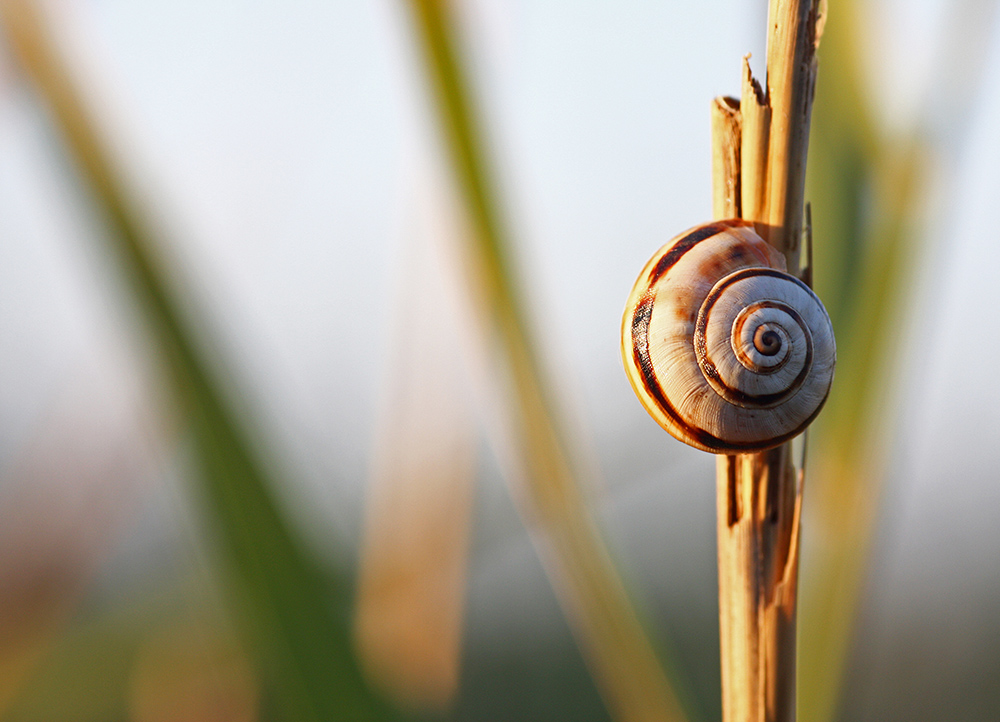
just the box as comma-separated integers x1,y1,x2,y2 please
621,220,835,453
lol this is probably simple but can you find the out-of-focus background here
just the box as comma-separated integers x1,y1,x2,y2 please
1,1,998,721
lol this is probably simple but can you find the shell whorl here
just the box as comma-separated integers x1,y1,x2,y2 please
621,220,835,453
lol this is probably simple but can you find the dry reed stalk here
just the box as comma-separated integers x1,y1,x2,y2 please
710,2,824,721
711,96,742,220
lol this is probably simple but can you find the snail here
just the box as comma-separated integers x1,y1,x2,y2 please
621,219,835,453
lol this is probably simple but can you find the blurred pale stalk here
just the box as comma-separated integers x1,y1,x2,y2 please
403,2,688,721
0,2,391,719
355,179,477,712
0,362,155,713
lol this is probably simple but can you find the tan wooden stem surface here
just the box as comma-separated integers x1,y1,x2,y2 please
710,1,823,721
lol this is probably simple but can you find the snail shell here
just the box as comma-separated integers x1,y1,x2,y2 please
621,219,835,453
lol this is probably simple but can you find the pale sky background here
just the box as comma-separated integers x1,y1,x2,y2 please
0,0,998,704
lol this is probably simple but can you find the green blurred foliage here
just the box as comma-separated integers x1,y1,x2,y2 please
1,1,996,721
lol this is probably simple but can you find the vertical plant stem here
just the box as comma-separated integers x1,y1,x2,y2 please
711,96,742,221
739,60,769,224
711,2,823,721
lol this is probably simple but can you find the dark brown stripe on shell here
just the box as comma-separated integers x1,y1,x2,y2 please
630,223,827,452
648,219,752,284
733,311,791,374
694,268,816,408
632,289,751,451
703,301,811,407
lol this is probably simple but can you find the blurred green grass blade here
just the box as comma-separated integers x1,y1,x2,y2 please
801,2,996,720
800,3,928,719
807,0,924,447
0,3,395,720
800,141,924,722
806,0,877,332
403,3,690,721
